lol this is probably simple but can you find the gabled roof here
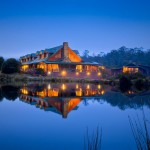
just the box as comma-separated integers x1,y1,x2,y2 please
20,42,102,66
21,45,63,64
73,50,79,55
31,53,36,57
44,45,63,53
124,63,137,67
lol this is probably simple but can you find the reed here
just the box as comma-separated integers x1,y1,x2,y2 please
129,110,150,150
84,126,102,150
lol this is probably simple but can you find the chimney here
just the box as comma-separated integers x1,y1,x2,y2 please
62,42,69,59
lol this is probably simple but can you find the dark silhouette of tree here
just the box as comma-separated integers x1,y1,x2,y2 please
135,79,144,91
0,56,4,72
2,58,21,74
82,50,89,61
81,47,150,67
0,87,4,102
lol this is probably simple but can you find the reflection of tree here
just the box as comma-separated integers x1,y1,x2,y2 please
100,91,150,110
2,85,20,101
119,76,132,92
0,87,3,102
83,99,89,106
82,92,150,110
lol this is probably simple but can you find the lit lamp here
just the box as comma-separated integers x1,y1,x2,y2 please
47,71,51,75
76,84,79,89
86,84,90,89
47,84,51,90
61,84,66,90
86,72,90,76
101,90,105,95
61,70,67,76
97,72,101,76
97,84,101,89
76,72,79,76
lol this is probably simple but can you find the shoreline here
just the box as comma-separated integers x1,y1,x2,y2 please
0,73,113,84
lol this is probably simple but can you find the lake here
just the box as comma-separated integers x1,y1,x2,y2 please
0,83,150,150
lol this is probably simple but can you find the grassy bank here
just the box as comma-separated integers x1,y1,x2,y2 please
0,73,111,84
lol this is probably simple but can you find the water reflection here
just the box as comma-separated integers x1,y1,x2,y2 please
19,83,106,118
20,83,106,98
0,85,20,101
0,83,150,118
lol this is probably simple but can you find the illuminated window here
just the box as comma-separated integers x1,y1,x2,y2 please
22,65,29,71
76,88,82,96
52,64,59,72
76,65,82,72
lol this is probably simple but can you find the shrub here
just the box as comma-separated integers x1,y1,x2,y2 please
118,72,145,80
26,68,45,76
119,76,132,92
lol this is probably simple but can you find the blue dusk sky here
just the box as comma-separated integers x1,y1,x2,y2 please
0,0,150,58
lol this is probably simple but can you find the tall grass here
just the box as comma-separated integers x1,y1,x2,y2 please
84,126,102,150
129,110,150,150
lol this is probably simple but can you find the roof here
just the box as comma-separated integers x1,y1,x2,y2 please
139,65,150,70
73,50,79,55
111,68,122,71
20,43,102,66
22,57,49,65
44,45,63,53
44,61,101,65
124,63,137,67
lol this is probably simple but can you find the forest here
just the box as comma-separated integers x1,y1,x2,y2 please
82,46,150,68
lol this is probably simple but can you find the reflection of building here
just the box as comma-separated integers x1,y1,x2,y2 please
20,95,81,118
20,83,105,98
20,42,104,79
19,83,106,118
111,63,150,76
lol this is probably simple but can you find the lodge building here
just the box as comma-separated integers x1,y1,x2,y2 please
111,63,150,76
20,42,104,78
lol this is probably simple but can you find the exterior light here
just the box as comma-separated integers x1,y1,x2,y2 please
97,84,101,89
76,72,79,75
48,71,51,75
61,84,66,90
76,84,79,89
98,72,101,76
61,70,67,76
86,84,90,89
101,90,105,95
86,72,90,76
48,84,51,90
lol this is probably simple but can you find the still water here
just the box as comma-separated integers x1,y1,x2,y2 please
0,83,150,150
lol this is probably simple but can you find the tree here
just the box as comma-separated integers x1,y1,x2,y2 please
2,58,21,74
83,50,89,58
0,56,4,72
